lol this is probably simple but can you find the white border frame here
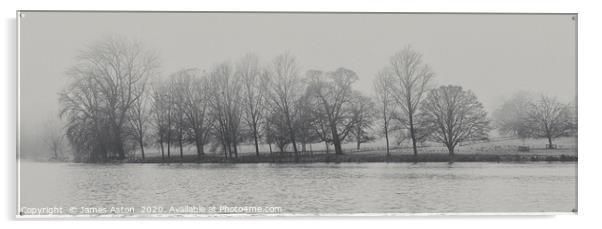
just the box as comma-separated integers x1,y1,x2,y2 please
14,10,579,219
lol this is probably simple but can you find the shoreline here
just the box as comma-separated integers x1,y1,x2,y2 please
122,152,577,164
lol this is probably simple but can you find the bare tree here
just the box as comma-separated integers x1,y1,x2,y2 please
209,62,243,159
493,91,533,144
349,92,376,150
566,101,578,137
373,69,395,156
127,87,149,160
43,118,66,161
150,81,174,162
181,69,213,159
420,85,490,162
59,37,158,162
387,46,435,161
266,52,302,159
526,95,574,149
307,98,334,154
169,70,193,161
264,109,292,153
60,74,105,162
237,54,268,157
305,68,360,155
296,93,321,153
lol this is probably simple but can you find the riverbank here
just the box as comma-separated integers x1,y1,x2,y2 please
118,137,577,164
126,151,577,164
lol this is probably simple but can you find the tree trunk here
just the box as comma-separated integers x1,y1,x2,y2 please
291,134,299,161
167,139,171,160
409,121,418,163
329,122,343,155
233,144,238,158
356,126,361,150
333,137,343,155
196,139,204,160
547,136,554,149
268,143,273,162
179,134,183,161
116,138,125,160
160,140,165,162
253,129,260,157
447,145,455,163
227,143,232,159
285,112,299,161
385,128,390,157
139,139,145,160
113,126,126,160
383,103,390,157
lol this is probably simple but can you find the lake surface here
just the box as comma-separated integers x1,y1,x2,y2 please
19,161,576,215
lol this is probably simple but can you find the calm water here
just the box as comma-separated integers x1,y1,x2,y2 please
19,161,576,215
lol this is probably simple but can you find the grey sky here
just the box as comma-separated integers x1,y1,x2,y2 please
19,12,576,141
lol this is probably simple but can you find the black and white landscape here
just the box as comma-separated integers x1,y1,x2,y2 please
18,12,577,216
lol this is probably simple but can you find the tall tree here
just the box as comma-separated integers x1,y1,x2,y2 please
349,93,376,150
493,91,534,143
296,93,321,153
373,69,395,156
127,87,149,160
387,46,435,161
420,85,490,162
264,109,293,153
181,69,213,159
59,37,158,162
305,68,360,155
237,54,268,157
150,82,174,162
43,117,66,161
169,70,191,161
209,62,243,159
526,95,574,148
267,52,302,160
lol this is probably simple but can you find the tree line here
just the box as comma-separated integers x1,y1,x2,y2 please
493,91,576,148
57,38,576,163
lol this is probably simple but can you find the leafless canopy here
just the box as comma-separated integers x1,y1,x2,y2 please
526,95,575,148
372,69,396,156
349,92,376,150
420,85,490,160
59,37,158,162
237,54,268,156
387,46,435,159
266,52,302,159
209,62,243,158
493,91,534,141
305,68,361,155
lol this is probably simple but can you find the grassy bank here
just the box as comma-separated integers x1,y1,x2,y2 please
119,136,577,164
127,151,577,164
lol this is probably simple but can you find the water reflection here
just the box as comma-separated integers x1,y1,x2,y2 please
19,162,576,214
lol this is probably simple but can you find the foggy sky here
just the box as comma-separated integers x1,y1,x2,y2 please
19,12,576,146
